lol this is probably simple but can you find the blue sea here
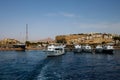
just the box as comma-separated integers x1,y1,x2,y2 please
0,50,120,80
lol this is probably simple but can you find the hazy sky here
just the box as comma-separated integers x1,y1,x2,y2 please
0,0,120,41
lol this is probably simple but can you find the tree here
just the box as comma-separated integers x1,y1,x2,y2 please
102,41,105,45
25,41,31,47
113,36,120,45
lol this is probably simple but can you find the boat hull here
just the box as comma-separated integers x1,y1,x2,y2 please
73,48,82,53
102,49,114,54
13,44,26,51
46,51,64,57
95,49,103,53
82,49,92,53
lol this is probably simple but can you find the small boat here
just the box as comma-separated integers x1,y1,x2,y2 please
73,45,82,53
46,45,65,57
82,45,92,53
103,45,114,54
95,45,103,53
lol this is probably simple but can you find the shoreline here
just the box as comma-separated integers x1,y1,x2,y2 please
0,46,120,51
0,47,45,51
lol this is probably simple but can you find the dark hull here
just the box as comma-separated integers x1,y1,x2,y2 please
73,49,82,53
82,49,92,53
13,44,26,51
102,49,113,54
95,49,103,53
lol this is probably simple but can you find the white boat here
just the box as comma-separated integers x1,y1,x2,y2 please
95,45,103,53
46,45,65,57
82,45,92,53
73,45,82,53
103,45,114,54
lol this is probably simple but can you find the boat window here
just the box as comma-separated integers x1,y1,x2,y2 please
55,48,62,50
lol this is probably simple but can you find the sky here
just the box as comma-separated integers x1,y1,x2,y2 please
0,0,120,41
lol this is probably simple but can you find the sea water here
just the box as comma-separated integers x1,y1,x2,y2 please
0,50,120,80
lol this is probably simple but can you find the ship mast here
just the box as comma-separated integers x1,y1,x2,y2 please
26,24,28,42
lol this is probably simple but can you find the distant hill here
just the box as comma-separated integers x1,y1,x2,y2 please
38,38,54,42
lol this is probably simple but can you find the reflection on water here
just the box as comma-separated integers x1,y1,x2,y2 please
0,50,120,80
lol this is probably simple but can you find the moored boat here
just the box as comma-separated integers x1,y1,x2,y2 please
13,43,26,51
73,45,82,53
95,45,103,53
103,45,114,54
82,45,92,53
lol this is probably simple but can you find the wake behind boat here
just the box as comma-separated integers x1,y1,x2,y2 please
46,45,65,57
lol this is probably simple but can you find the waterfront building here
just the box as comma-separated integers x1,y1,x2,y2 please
55,33,116,45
